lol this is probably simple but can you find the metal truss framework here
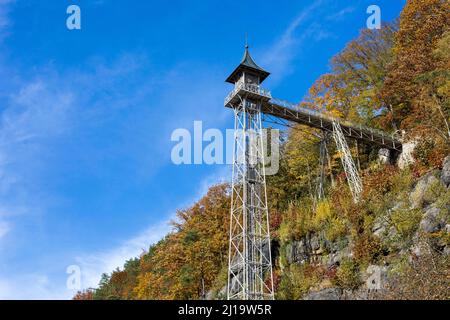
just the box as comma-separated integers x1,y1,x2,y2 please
227,96,274,300
224,51,402,300
260,113,361,203
332,121,363,202
315,135,328,201
262,99,402,152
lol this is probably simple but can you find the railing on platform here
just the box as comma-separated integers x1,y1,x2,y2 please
225,81,272,106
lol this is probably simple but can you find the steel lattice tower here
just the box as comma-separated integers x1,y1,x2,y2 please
225,46,274,300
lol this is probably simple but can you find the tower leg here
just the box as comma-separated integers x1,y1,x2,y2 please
227,98,274,300
315,134,328,202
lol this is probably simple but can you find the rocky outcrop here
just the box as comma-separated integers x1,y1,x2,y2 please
304,288,342,300
365,265,388,291
285,234,324,265
286,239,311,265
397,140,417,169
420,205,446,233
326,243,351,268
298,155,450,300
441,155,450,187
409,171,440,209
378,148,391,165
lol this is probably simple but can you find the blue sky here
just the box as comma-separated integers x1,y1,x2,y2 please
0,0,406,299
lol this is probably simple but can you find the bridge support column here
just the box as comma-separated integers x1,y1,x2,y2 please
332,121,363,202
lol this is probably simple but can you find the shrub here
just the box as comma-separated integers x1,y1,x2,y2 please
208,266,228,299
276,264,322,300
312,200,332,229
325,216,348,242
413,137,449,174
73,289,95,300
353,233,384,265
391,208,423,242
377,245,450,300
333,258,362,290
424,177,449,207
279,201,315,241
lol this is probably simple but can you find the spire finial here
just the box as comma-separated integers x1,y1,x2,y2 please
245,32,249,49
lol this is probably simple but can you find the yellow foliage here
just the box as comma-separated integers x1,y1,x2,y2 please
313,200,332,228
325,217,347,242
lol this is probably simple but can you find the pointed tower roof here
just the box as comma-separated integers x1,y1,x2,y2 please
225,46,270,84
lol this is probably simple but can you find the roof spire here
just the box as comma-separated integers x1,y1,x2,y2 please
225,38,270,84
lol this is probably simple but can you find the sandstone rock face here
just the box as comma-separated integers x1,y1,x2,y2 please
441,155,450,187
304,288,342,300
285,234,326,265
281,158,450,301
365,265,388,291
286,240,310,265
327,245,351,268
397,140,417,169
409,172,440,209
378,148,391,165
372,215,389,237
420,206,446,233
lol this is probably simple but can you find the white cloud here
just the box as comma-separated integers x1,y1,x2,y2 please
0,217,172,299
71,163,230,293
0,52,231,298
261,0,324,83
0,273,73,300
0,220,9,239
75,220,172,289
326,6,355,21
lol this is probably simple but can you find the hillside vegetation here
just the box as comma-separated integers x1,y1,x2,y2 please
74,0,450,300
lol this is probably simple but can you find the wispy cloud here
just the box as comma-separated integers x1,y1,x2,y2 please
74,220,172,290
0,220,9,239
326,6,355,21
261,0,324,83
0,75,77,245
0,219,171,299
0,38,231,299
0,56,147,243
0,273,72,300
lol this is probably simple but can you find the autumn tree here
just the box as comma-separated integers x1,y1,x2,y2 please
134,184,230,299
73,289,94,300
303,23,397,129
381,0,450,131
